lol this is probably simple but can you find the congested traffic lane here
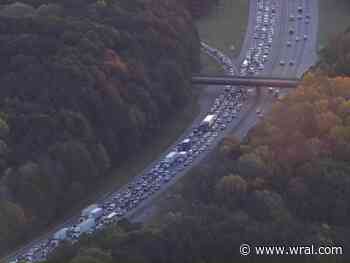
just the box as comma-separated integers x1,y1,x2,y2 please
266,0,318,105
230,0,318,137
288,0,308,77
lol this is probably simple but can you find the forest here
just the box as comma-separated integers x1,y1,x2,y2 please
41,22,350,263
0,0,201,254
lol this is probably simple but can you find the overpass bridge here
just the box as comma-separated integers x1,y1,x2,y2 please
191,74,300,88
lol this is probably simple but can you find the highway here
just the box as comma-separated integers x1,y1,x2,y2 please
126,0,319,225
240,0,318,137
4,0,319,262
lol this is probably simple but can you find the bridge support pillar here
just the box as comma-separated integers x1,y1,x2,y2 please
256,86,261,97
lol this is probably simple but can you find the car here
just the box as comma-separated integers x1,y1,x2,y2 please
289,14,295,21
256,108,262,114
303,34,308,40
286,41,292,47
289,60,295,66
289,28,294,34
298,6,303,13
280,60,285,66
295,36,300,42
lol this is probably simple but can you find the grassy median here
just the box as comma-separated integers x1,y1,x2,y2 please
196,0,249,60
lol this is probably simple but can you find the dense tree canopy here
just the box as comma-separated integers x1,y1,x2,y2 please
0,0,200,254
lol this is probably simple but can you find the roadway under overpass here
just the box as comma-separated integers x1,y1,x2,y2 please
191,74,300,88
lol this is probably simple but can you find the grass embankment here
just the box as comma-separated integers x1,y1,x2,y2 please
318,0,350,47
196,0,249,75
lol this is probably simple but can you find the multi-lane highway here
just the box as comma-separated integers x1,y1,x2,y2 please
232,0,318,138
5,0,319,262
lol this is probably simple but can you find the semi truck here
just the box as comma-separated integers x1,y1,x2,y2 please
74,218,96,237
88,207,104,220
200,114,216,131
164,151,180,166
53,227,69,241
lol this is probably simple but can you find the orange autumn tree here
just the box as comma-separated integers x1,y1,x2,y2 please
239,73,350,171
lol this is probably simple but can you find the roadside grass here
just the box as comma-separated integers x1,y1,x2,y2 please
200,52,225,74
196,0,249,60
318,0,350,47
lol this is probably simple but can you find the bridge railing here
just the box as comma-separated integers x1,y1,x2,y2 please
191,74,300,88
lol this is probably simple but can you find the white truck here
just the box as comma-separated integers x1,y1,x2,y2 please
200,114,216,131
103,212,118,224
74,218,96,236
88,207,104,220
242,59,249,68
53,227,69,241
165,151,180,165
